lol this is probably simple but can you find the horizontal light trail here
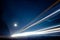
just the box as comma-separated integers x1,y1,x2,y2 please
35,25,60,32
19,9,60,32
18,1,59,33
11,27,60,37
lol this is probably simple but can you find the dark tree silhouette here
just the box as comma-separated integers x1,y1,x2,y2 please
0,0,10,36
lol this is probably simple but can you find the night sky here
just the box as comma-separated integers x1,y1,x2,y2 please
0,0,60,36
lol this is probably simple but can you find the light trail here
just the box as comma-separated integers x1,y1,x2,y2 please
18,9,60,32
11,27,60,38
35,25,60,32
18,0,59,33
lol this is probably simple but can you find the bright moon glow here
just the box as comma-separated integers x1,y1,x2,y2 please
11,27,60,37
14,23,18,27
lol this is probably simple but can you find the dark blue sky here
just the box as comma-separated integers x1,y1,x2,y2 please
2,0,60,34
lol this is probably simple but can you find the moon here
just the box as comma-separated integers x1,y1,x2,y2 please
14,23,18,27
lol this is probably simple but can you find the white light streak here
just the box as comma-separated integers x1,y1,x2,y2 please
35,25,60,32
11,27,60,38
19,9,60,32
